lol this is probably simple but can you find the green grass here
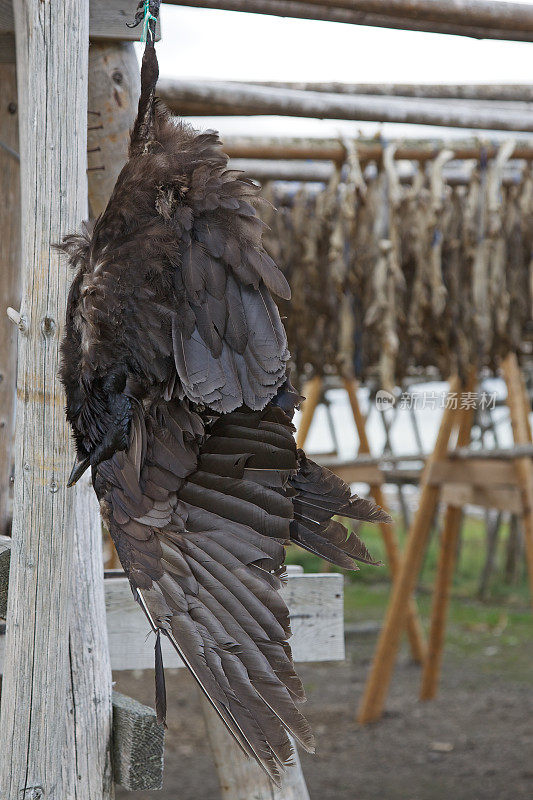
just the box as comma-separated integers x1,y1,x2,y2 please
286,513,533,682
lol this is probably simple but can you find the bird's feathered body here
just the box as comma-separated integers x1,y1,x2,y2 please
60,40,389,784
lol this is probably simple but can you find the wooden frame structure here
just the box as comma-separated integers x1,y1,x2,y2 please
357,354,533,723
1,1,533,796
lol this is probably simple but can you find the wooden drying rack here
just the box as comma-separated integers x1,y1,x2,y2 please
295,354,533,723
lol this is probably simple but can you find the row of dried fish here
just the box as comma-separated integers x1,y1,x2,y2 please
261,142,533,390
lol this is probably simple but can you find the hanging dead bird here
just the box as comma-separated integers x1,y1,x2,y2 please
58,1,389,785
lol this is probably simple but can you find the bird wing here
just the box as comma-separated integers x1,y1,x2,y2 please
98,396,314,785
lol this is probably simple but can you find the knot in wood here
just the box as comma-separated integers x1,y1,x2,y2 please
112,70,124,85
8,102,16,114
41,317,56,338
21,788,44,799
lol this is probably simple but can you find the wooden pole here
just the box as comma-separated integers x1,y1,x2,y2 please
296,375,323,450
88,41,140,571
221,138,533,165
419,376,476,701
0,63,19,537
203,700,310,800
159,79,533,132
357,376,462,725
170,0,533,41
501,353,533,606
343,378,426,664
0,2,113,798
269,0,533,31
249,82,533,103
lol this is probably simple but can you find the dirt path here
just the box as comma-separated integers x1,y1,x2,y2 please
115,630,533,800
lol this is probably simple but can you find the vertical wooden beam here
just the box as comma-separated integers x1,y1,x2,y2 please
357,376,462,724
502,352,533,605
343,378,426,664
296,375,323,449
0,3,113,798
203,700,310,800
88,41,140,219
0,63,19,536
419,377,476,701
87,41,140,570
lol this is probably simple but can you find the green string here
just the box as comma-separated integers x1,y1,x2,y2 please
140,0,157,43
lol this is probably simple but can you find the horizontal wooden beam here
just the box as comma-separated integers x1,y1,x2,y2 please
269,0,533,32
220,137,533,164
248,82,533,104
112,691,164,791
169,0,533,42
0,559,344,670
0,0,160,61
228,158,524,186
158,79,533,132
440,483,522,514
427,458,519,488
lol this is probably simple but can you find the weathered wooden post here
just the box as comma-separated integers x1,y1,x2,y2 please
88,41,141,219
0,2,113,798
0,62,19,537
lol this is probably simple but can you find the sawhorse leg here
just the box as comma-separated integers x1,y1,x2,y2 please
343,378,426,665
357,376,462,724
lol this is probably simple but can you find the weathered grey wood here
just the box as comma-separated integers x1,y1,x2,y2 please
261,0,533,31
88,41,141,218
0,0,160,43
159,78,533,132
105,569,344,670
0,566,345,670
112,691,165,791
250,82,533,103
203,700,310,800
171,0,533,41
0,63,18,537
0,534,9,618
0,2,113,799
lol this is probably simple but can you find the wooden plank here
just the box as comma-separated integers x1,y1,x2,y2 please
440,482,522,514
0,63,18,538
203,701,310,800
158,78,533,132
171,0,533,41
112,691,164,791
357,376,462,724
0,568,344,671
0,3,113,799
427,457,519,488
0,0,161,43
343,378,426,665
322,460,384,486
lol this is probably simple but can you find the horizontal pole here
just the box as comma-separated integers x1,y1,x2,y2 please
248,82,533,103
269,0,533,33
217,137,533,164
158,79,533,132
228,157,524,185
168,0,533,41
